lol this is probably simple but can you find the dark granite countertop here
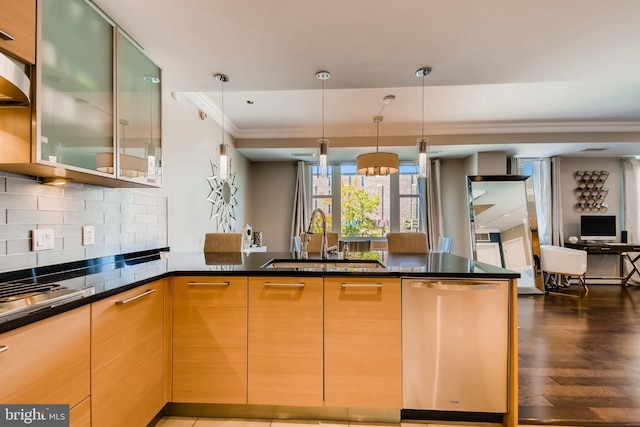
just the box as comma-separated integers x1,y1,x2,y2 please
0,248,518,334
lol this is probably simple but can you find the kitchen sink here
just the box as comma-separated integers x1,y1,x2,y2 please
262,259,387,270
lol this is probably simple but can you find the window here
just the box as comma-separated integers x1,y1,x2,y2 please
311,164,423,238
311,166,333,232
399,166,421,232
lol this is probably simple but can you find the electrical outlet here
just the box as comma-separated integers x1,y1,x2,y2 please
82,225,95,246
32,229,55,251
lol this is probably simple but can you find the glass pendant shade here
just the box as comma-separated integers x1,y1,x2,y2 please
417,137,429,178
219,143,228,181
318,139,328,177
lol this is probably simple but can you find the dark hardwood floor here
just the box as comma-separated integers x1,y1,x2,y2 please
518,284,640,426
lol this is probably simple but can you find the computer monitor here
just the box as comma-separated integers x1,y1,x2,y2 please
580,215,616,241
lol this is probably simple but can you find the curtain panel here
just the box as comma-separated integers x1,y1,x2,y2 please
290,161,310,251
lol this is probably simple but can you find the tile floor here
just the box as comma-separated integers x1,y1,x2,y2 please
155,417,575,427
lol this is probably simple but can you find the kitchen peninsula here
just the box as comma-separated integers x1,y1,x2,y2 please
0,248,519,427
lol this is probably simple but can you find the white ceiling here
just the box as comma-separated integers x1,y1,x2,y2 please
94,0,640,162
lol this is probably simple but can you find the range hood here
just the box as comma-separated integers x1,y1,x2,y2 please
0,51,30,107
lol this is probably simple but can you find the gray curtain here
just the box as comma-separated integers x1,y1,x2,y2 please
424,159,443,250
550,157,564,246
622,158,640,283
290,161,309,251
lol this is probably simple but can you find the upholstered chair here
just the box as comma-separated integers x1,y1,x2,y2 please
386,232,428,253
203,233,242,252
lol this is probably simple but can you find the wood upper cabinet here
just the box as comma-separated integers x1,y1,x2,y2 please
173,276,247,403
91,280,164,427
324,276,402,409
0,0,36,64
0,305,90,408
248,276,323,407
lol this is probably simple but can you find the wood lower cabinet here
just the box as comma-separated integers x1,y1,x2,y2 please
91,280,164,427
173,276,248,403
0,305,90,408
248,276,323,407
324,276,402,408
69,397,91,427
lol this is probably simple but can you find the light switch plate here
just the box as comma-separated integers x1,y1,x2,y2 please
82,225,95,246
32,229,55,251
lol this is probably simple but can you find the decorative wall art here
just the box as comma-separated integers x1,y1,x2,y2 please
573,170,609,213
207,159,238,232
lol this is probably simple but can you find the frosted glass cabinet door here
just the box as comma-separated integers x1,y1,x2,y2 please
117,31,162,185
40,0,114,172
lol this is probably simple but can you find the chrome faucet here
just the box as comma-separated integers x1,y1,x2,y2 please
305,208,328,259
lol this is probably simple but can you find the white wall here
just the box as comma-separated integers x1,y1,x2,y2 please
559,157,622,240
477,152,507,175
158,91,251,252
249,162,298,252
440,158,473,258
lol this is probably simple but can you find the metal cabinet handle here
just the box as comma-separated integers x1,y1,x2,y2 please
410,281,501,291
264,282,305,288
115,288,156,305
341,283,384,288
0,28,15,41
0,345,8,354
188,281,230,286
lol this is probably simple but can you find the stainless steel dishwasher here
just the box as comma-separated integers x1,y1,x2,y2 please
402,278,509,413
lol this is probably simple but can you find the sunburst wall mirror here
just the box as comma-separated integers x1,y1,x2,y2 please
207,159,238,232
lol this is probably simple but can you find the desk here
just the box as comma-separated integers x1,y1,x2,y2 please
565,242,640,285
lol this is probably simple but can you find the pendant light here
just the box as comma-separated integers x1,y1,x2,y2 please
356,95,399,176
316,71,330,177
214,73,230,181
416,67,432,178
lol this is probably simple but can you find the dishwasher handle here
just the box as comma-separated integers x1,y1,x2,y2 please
408,280,502,291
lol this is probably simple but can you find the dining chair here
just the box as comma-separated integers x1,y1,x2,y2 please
369,240,388,251
203,233,242,252
386,232,428,253
300,232,339,253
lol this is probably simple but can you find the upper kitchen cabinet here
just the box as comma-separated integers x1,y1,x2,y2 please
0,0,36,64
28,0,162,188
114,31,162,186
40,0,114,174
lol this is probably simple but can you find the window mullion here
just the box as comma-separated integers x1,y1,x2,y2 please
331,165,341,234
389,171,400,233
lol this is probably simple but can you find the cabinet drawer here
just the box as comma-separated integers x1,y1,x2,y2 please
69,397,91,427
0,305,90,406
173,276,248,403
324,277,402,408
0,0,35,63
248,276,323,407
91,281,164,427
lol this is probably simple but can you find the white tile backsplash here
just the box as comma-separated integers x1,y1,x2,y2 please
0,172,168,272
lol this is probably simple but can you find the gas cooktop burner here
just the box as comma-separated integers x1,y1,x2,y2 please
0,282,85,321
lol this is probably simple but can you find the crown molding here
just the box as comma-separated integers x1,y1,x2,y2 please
234,120,640,140
181,92,240,138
